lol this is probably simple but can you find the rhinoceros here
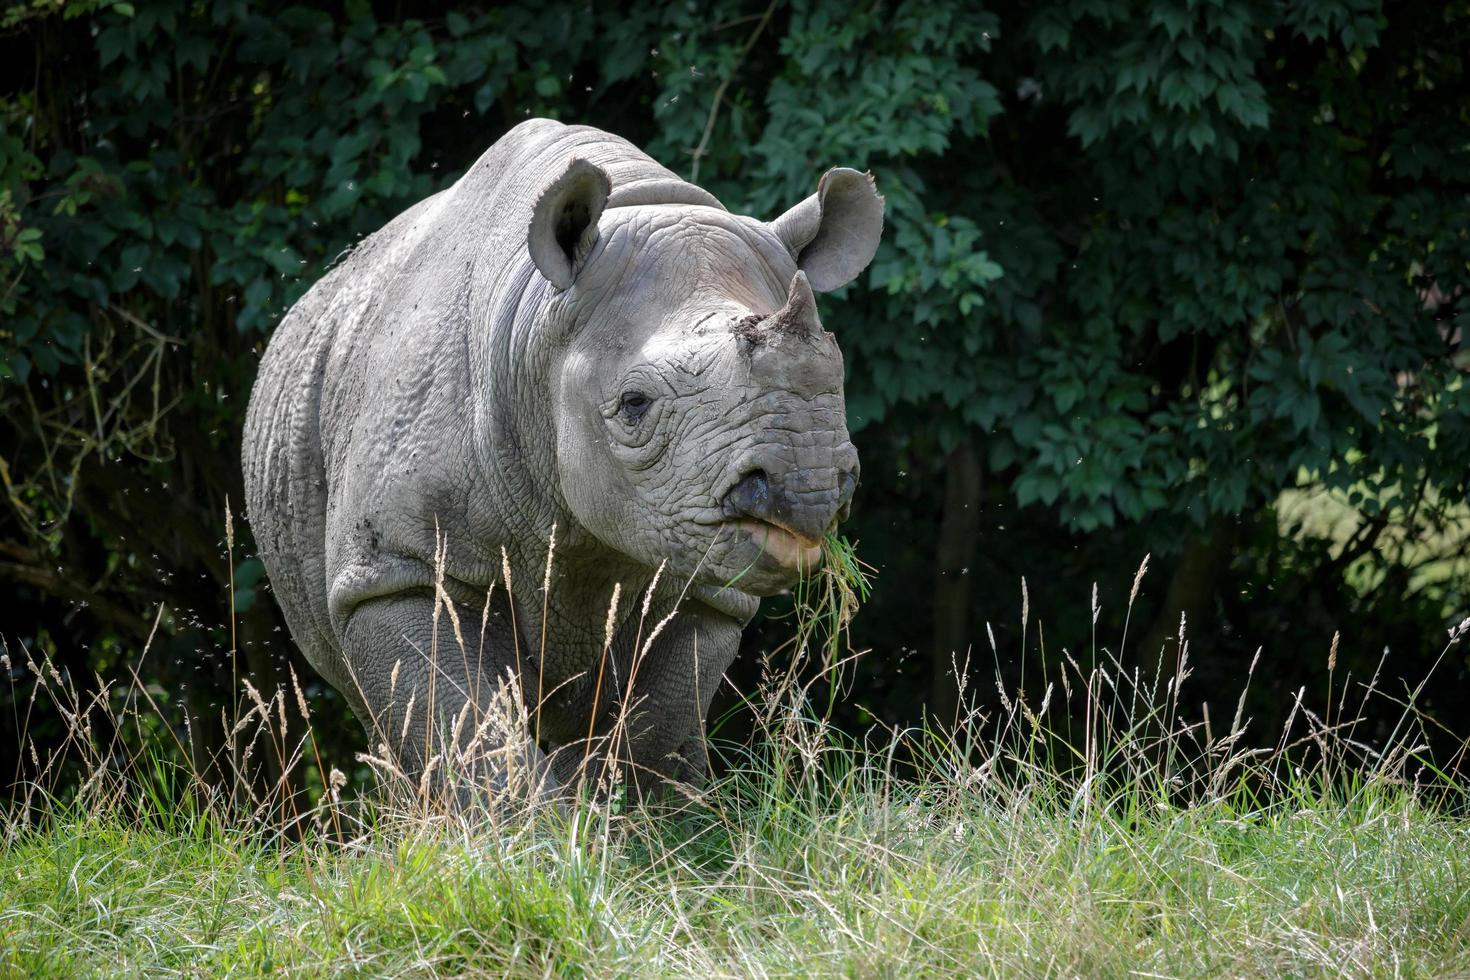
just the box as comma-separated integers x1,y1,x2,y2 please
243,119,882,800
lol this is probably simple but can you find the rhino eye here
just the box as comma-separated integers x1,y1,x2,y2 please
619,391,652,422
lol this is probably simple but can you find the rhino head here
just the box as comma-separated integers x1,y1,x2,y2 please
527,161,883,597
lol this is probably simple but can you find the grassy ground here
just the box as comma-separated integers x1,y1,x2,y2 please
4,742,1469,975
4,557,1470,977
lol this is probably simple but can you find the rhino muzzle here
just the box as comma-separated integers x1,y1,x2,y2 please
724,459,858,546
716,269,859,571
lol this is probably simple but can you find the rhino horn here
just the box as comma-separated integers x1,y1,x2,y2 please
732,271,823,349
763,271,821,338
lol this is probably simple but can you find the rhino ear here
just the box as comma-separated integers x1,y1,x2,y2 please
770,168,884,293
528,158,611,289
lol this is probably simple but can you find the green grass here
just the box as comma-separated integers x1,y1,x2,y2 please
4,743,1469,976
4,554,1470,977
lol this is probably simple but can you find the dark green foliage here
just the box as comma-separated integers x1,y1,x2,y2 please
2,0,1466,788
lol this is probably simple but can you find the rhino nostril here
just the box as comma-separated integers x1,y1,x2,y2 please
726,469,772,519
834,469,858,526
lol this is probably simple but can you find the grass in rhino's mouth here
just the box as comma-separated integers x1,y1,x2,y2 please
776,532,873,710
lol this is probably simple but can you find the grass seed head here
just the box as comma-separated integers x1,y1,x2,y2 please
1129,553,1150,606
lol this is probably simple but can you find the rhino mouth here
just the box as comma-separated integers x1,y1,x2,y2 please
726,517,824,571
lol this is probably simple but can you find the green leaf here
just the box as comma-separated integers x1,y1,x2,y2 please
1053,377,1085,414
244,278,272,311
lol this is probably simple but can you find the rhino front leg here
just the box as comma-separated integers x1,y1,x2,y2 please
339,593,557,804
558,601,740,799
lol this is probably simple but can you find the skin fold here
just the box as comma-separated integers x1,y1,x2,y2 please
243,119,884,802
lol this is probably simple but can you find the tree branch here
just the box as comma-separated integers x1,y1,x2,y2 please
0,560,153,639
689,0,779,183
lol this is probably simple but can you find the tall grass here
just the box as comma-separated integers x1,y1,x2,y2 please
3,544,1470,976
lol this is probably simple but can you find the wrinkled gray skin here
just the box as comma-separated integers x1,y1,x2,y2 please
243,119,883,800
